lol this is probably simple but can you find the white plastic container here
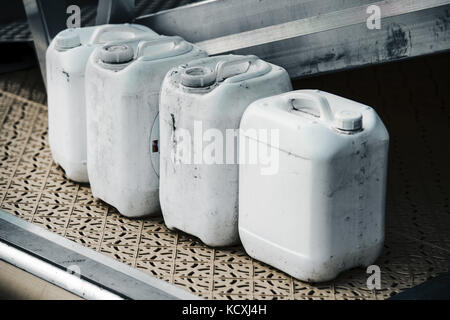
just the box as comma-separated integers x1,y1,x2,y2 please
159,55,292,246
46,24,157,182
85,36,207,218
239,89,389,282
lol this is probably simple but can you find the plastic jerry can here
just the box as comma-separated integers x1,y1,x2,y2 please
85,36,207,218
159,55,292,246
238,89,389,282
46,24,158,182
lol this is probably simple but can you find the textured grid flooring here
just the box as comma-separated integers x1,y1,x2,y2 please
0,20,32,43
1,52,450,299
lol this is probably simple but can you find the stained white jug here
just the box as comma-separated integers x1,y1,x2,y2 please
46,24,157,182
159,55,292,246
239,89,389,282
85,36,207,217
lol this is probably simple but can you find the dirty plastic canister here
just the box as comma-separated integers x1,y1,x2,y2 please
159,55,292,246
85,36,207,217
46,24,158,182
238,89,389,282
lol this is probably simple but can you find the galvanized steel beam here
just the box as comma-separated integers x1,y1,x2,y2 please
95,0,135,25
22,0,67,86
136,0,450,78
0,210,200,300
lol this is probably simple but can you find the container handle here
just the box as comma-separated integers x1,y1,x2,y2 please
89,24,153,45
215,55,270,83
89,25,130,44
287,91,334,123
135,36,192,61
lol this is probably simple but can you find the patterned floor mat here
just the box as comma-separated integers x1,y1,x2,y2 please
1,52,449,299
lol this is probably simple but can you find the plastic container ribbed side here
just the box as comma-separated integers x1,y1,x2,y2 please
159,55,292,246
85,36,207,217
46,24,158,182
239,89,389,282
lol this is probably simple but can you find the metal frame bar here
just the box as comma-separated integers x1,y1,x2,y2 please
0,210,200,300
95,0,135,25
195,0,450,54
0,241,123,300
136,0,450,79
23,0,450,82
22,0,67,86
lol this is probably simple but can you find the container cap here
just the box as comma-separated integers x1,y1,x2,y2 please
181,66,216,87
333,110,363,131
99,44,134,64
55,29,81,50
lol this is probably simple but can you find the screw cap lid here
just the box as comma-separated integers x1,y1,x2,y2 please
55,29,81,50
333,110,363,131
181,66,216,87
99,44,134,64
